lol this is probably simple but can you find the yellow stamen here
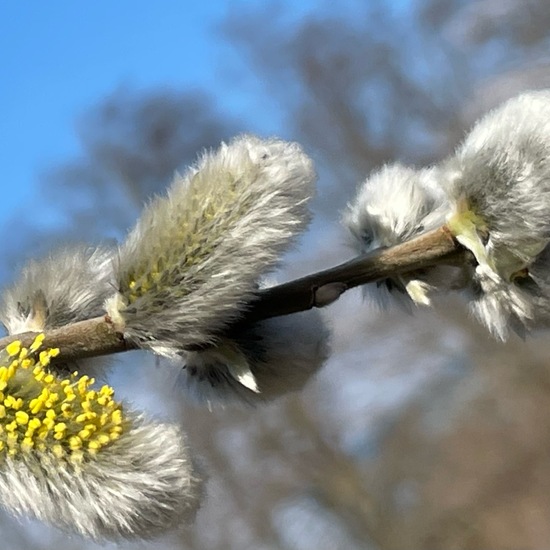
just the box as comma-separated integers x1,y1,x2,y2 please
0,334,125,461
5,342,21,357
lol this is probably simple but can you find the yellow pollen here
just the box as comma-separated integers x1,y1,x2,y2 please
111,410,123,425
69,436,82,450
28,418,41,430
15,411,29,425
42,417,55,430
4,396,17,409
78,429,92,440
38,351,52,366
29,334,45,352
29,398,43,415
96,434,111,445
34,370,45,382
0,335,125,461
52,444,64,459
24,426,36,438
5,421,17,433
99,386,114,398
5,342,21,357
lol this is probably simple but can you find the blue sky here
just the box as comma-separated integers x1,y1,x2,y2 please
0,2,314,234
0,2,231,219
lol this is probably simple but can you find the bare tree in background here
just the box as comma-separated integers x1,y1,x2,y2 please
215,1,550,549
0,88,241,282
5,1,550,549
224,0,550,218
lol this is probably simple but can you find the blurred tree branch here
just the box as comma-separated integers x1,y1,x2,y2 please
0,226,469,362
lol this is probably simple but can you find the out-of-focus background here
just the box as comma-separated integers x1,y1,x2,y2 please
3,1,550,548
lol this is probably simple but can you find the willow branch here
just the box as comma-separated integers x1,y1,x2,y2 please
242,225,466,322
0,226,469,361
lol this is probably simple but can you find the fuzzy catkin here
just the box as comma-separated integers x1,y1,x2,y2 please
344,164,448,251
0,415,202,541
106,134,316,356
444,90,550,339
179,308,330,406
343,163,458,308
447,90,550,264
343,90,550,339
0,245,115,378
0,338,203,542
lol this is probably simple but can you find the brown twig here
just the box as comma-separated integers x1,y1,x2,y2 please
242,225,466,321
0,226,469,361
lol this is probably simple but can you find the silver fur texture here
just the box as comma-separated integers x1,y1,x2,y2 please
107,134,316,356
343,91,550,339
0,245,115,377
180,309,330,407
343,163,457,309
446,90,550,339
0,414,203,541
